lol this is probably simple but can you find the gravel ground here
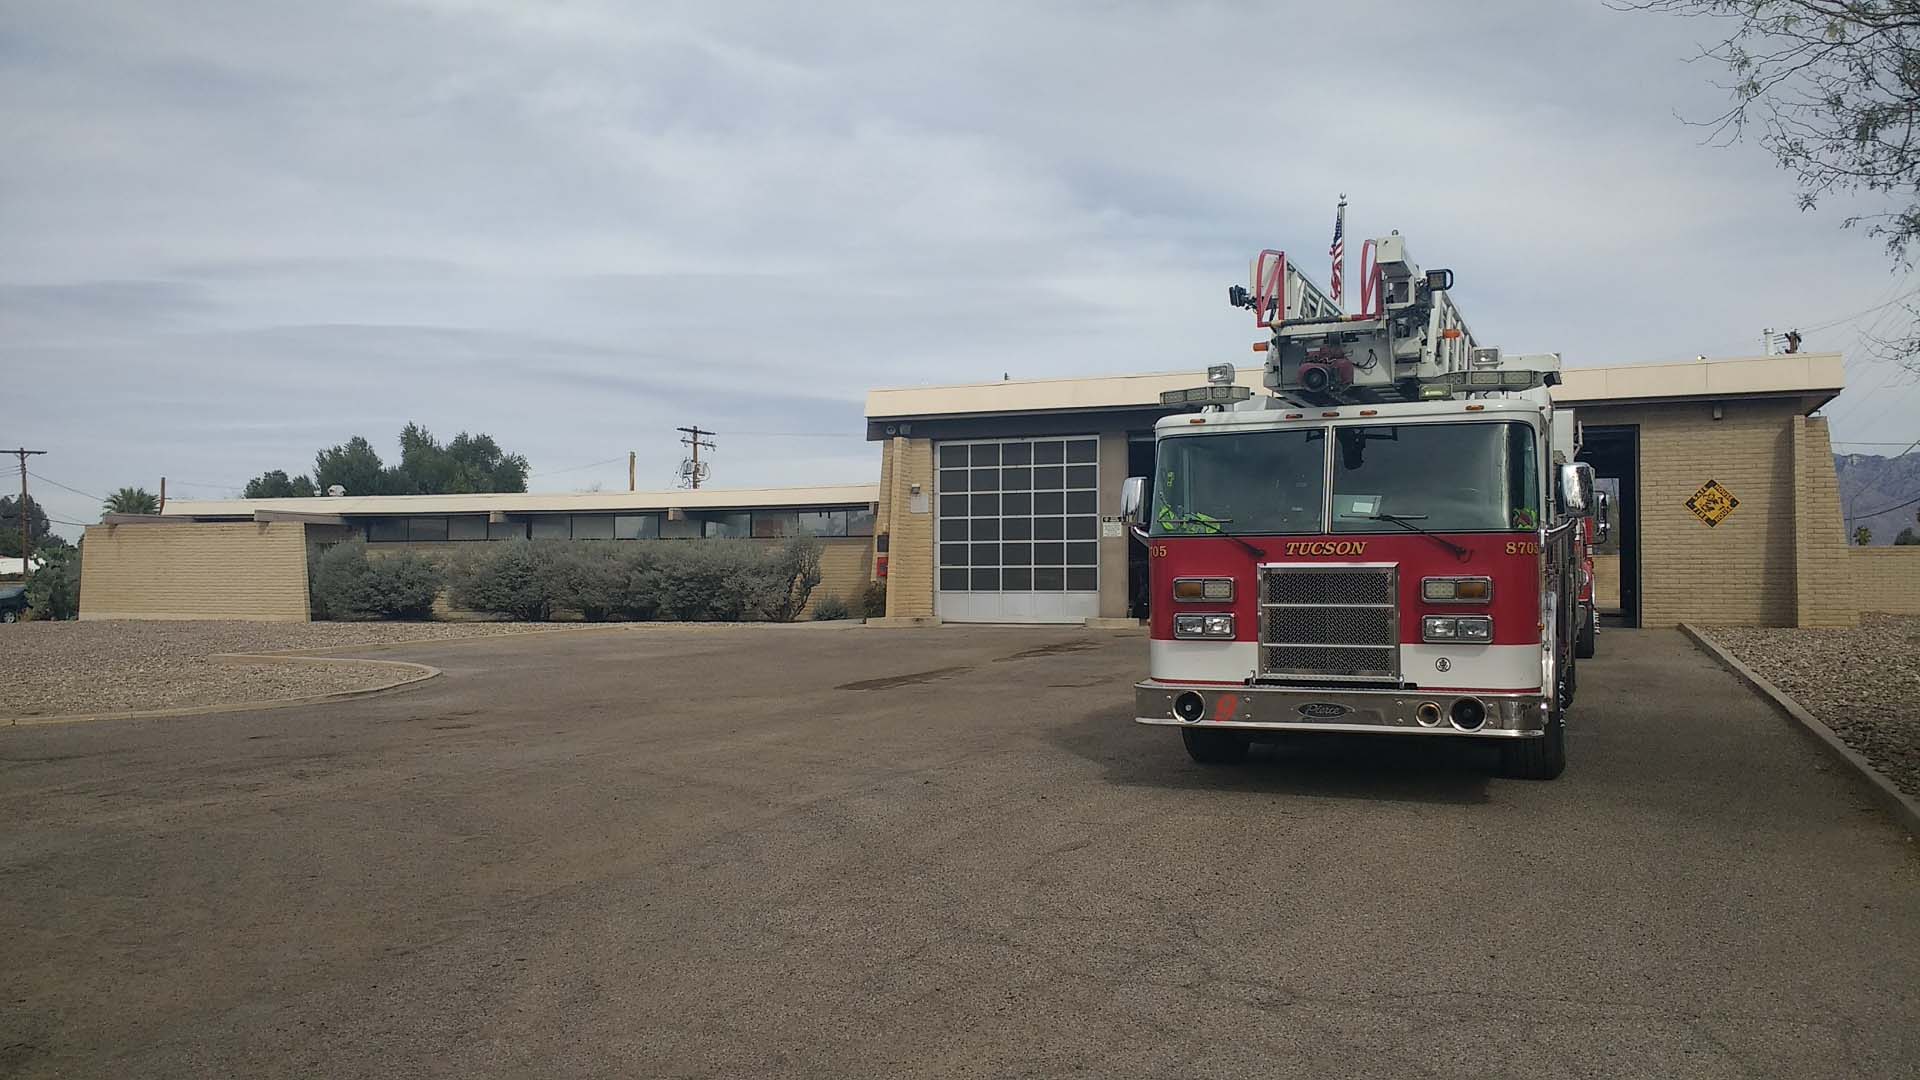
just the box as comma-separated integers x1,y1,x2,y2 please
1705,613,1920,799
0,621,560,720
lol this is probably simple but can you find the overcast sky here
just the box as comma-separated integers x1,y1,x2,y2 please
5,0,1916,539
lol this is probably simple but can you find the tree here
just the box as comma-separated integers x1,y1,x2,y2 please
243,469,317,499
314,436,404,497
1896,527,1919,544
1623,1,1920,367
0,494,71,558
101,487,159,516
396,423,529,494
25,544,80,619
1854,525,1874,545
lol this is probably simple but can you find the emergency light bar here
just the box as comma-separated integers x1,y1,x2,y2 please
1161,384,1253,406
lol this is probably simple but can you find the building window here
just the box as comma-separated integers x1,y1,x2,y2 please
529,514,571,540
488,519,526,541
448,516,488,541
702,512,752,539
846,506,875,537
753,511,800,538
409,517,450,543
615,514,659,540
572,514,615,540
661,515,701,539
937,437,1099,592
366,518,408,543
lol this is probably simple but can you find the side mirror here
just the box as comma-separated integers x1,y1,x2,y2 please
1121,476,1149,531
1558,462,1596,518
1594,491,1612,544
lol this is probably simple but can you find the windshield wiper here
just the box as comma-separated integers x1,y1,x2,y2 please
1164,514,1268,560
1340,511,1470,562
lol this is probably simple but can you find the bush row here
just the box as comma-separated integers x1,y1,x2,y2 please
309,535,840,623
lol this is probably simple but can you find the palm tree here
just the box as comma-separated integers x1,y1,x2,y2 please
102,487,160,516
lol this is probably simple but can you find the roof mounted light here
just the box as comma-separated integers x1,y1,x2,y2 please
1206,363,1237,385
1160,384,1252,406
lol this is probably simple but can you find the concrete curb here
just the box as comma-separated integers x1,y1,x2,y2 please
253,619,865,658
1680,622,1920,837
4,654,442,728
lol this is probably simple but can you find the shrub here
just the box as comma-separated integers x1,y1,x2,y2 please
653,541,777,621
25,547,81,620
445,540,565,621
310,541,441,620
861,579,887,619
766,532,823,623
811,594,851,621
442,535,831,623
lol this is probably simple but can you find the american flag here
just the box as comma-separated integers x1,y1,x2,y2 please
1328,200,1346,304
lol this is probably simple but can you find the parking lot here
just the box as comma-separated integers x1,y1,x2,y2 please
2,624,1916,1078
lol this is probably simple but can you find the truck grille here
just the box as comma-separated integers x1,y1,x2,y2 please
1259,566,1399,680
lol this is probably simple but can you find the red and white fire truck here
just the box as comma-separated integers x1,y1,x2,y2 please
1122,232,1598,780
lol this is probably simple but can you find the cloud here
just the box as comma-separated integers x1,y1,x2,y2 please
1,0,1912,537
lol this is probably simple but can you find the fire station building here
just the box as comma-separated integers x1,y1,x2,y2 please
82,351,1920,627
864,351,1916,629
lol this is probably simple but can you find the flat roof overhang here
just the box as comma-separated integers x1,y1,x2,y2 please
864,354,1846,438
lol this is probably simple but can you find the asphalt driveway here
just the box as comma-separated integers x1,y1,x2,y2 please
1,624,1914,1078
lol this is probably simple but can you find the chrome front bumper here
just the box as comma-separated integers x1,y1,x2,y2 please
1135,681,1549,739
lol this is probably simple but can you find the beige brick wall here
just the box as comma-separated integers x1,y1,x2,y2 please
1590,553,1621,611
882,437,936,619
1589,400,1798,627
1792,415,1856,627
1096,431,1130,619
1848,548,1920,616
873,438,896,581
80,521,311,621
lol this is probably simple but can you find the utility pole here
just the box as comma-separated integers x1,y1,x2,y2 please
676,426,716,489
6,448,48,576
628,451,636,492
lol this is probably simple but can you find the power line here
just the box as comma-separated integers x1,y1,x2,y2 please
25,470,102,503
1847,492,1920,522
1797,285,1920,334
527,456,625,479
726,430,866,439
1831,439,1920,447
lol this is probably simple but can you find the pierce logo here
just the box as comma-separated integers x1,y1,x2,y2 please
1297,702,1351,719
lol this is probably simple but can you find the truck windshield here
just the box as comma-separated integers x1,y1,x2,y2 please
1331,421,1539,533
1152,429,1325,536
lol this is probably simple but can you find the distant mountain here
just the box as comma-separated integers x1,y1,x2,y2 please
1835,452,1920,545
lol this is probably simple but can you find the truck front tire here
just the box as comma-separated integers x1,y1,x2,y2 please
1182,728,1250,765
1500,712,1566,780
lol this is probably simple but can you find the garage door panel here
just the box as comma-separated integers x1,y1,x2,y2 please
936,435,1100,624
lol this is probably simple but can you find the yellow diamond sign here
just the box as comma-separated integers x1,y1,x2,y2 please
1686,479,1740,528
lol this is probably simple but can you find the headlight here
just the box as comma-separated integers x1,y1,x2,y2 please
1174,613,1236,639
1172,577,1235,602
1422,576,1492,602
1425,615,1492,642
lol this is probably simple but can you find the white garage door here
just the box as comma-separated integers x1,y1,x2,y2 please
935,436,1100,623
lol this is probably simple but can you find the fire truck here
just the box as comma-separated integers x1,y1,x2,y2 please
1121,232,1598,780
